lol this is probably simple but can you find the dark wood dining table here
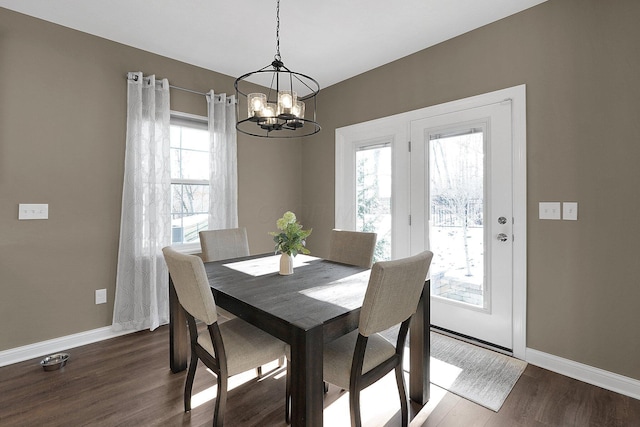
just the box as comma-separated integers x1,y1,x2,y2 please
169,253,430,426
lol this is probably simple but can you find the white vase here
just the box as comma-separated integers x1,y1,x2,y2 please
279,253,294,275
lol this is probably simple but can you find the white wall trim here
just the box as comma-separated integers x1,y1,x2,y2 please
0,327,135,368
526,347,640,400
510,84,527,360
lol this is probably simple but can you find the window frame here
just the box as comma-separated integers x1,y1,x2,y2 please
335,122,411,261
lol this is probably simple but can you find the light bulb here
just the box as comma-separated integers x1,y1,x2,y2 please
262,103,277,125
248,93,266,118
277,91,297,115
263,104,275,116
281,93,293,108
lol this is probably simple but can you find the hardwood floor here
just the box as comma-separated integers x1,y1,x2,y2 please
1,325,639,426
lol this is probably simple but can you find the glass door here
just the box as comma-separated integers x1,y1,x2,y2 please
410,102,514,350
336,86,527,356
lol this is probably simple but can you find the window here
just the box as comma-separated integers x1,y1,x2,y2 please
335,123,410,262
355,143,392,261
170,113,209,245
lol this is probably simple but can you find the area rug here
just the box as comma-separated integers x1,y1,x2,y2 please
429,332,527,411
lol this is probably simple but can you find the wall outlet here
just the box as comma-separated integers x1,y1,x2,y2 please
95,289,107,304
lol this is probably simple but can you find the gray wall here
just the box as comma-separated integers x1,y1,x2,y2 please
301,0,640,381
0,8,301,350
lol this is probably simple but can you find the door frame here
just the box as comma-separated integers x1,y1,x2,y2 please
336,85,526,359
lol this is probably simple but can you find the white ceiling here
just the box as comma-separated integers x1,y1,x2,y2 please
0,0,547,89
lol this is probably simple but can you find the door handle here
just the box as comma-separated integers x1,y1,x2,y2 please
497,233,509,242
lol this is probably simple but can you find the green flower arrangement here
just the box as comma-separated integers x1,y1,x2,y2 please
270,211,312,256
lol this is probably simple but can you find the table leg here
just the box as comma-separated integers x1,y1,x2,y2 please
410,280,430,404
290,325,324,426
169,276,188,373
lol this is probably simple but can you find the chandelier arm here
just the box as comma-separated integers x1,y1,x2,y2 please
267,71,277,103
290,73,320,97
259,63,275,72
234,64,275,87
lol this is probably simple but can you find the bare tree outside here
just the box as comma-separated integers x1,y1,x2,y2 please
356,145,392,261
170,124,210,243
429,131,484,305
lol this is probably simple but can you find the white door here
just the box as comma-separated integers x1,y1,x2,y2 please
410,101,514,350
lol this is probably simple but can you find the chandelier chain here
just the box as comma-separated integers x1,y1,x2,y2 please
274,0,281,62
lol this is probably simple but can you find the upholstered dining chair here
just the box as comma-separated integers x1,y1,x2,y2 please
323,250,433,427
162,247,288,427
322,229,378,394
199,228,249,321
199,227,283,377
327,229,377,269
199,227,250,264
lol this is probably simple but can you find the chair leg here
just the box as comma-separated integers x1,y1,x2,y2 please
184,352,198,412
349,387,362,427
257,356,286,378
285,361,291,424
213,374,228,427
394,364,409,427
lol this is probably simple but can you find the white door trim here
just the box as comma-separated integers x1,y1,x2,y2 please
336,85,526,359
510,85,527,359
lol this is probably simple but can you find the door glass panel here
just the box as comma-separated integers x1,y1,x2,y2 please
356,144,391,261
429,130,484,307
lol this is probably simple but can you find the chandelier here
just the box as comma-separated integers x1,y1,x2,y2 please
234,0,320,138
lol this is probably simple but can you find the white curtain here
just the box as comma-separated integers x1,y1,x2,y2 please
113,72,171,332
207,91,239,229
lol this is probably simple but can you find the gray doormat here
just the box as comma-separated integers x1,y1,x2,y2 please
429,331,527,411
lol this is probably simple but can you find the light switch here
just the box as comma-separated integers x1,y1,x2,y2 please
539,202,561,220
18,204,49,220
563,202,578,220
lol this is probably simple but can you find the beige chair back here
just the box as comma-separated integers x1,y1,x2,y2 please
199,227,250,262
327,229,377,268
359,251,433,337
162,247,218,325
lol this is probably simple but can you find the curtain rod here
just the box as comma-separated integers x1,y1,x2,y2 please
126,73,208,97
127,76,232,100
169,85,207,97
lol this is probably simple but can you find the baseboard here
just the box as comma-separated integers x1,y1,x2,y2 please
0,326,134,368
526,347,640,400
